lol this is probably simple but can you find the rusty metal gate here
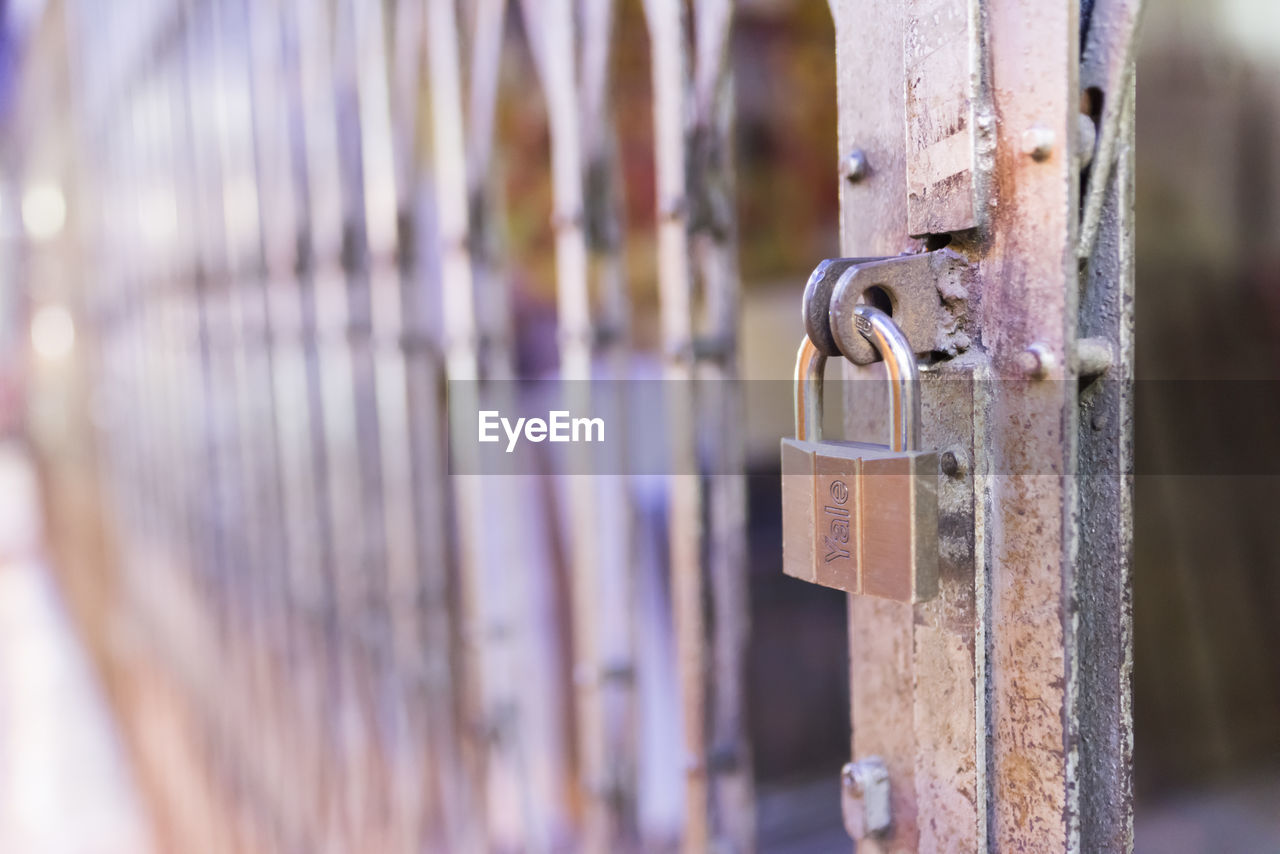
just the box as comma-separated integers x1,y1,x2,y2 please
5,0,1139,851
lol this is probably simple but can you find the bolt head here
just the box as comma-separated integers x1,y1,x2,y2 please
841,148,870,183
1022,126,1055,162
940,449,968,478
1017,343,1056,379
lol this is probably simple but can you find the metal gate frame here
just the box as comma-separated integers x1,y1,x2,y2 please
832,0,1137,849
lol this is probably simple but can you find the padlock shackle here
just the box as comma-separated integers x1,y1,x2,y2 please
852,305,920,452
794,306,920,450
794,336,826,442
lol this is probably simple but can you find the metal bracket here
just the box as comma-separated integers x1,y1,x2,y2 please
841,757,892,839
803,249,969,366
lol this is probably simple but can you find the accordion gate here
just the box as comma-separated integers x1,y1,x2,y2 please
22,0,750,852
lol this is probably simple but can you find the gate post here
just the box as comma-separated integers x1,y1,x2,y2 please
831,0,1135,849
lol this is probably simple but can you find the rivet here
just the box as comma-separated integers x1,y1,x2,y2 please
940,449,969,478
841,148,870,183
1018,343,1056,379
1022,126,1055,162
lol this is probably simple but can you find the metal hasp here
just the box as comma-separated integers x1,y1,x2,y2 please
803,249,969,366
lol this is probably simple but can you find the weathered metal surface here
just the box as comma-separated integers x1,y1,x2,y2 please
1073,75,1135,854
833,0,1131,847
904,0,980,235
980,0,1080,846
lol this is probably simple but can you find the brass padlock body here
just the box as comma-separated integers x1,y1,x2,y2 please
782,438,938,602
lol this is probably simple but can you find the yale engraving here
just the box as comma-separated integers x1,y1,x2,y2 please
813,454,860,591
823,480,852,563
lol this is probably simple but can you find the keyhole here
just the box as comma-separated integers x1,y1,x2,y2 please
861,285,894,317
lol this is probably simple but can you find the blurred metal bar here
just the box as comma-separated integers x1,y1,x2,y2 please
521,0,643,847
179,0,270,842
343,0,441,848
172,0,234,722
212,0,309,848
384,0,466,848
289,0,377,843
577,0,641,847
642,0,752,849
426,0,491,849
528,1,613,849
244,0,329,844
688,1,754,848
641,0,710,849
327,0,405,842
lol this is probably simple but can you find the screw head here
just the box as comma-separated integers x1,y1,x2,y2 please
940,449,968,478
1022,126,1055,162
841,148,870,183
1017,343,1056,379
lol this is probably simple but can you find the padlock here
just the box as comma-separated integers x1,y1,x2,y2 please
780,305,939,602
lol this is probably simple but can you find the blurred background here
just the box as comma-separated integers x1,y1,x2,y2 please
0,0,1277,851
